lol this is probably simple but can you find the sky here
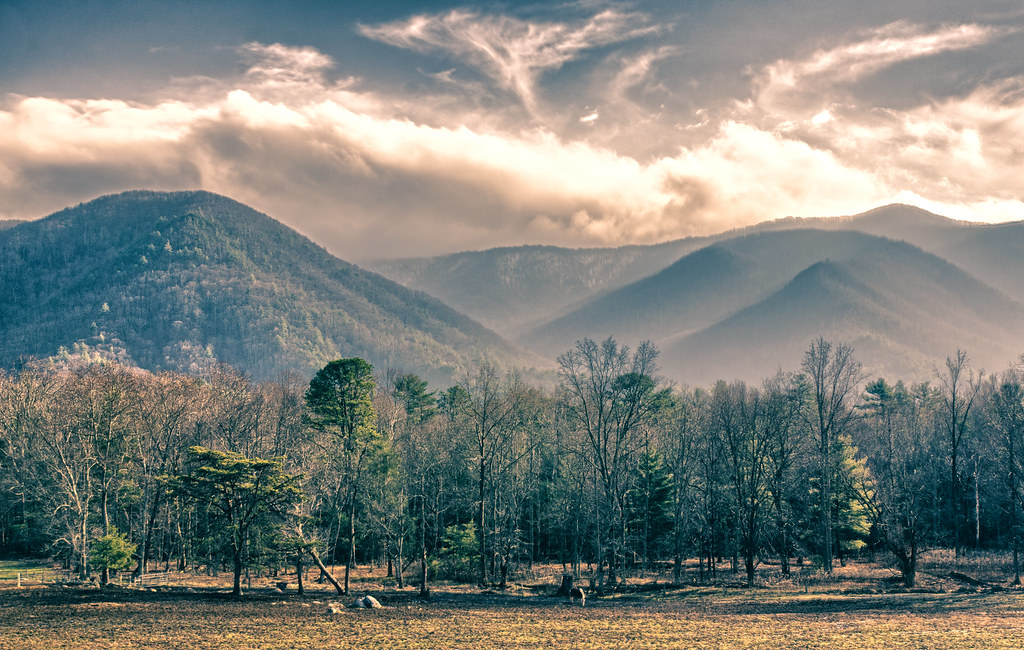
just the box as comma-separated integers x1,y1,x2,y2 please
2,0,1023,260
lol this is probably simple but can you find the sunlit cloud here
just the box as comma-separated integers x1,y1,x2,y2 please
2,11,1024,259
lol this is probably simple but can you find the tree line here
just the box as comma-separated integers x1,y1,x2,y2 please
2,337,1023,595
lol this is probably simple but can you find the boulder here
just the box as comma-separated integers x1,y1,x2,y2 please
362,595,382,609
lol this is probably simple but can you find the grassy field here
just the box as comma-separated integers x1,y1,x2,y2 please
2,557,1023,649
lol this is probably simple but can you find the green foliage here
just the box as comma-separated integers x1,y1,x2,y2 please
90,526,136,573
171,445,303,595
305,358,377,443
393,373,436,421
627,448,675,562
431,523,479,583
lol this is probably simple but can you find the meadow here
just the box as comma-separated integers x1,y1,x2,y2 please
2,555,1024,649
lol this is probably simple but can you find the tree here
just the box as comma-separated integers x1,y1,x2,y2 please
937,350,982,558
713,381,773,586
459,363,532,586
762,372,808,576
801,338,863,574
304,358,379,594
171,446,303,597
664,388,704,583
858,379,938,586
988,366,1024,584
91,526,137,585
558,337,661,587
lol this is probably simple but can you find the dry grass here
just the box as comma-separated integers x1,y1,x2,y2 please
2,558,1023,649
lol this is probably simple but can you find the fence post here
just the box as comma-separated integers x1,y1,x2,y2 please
18,573,21,588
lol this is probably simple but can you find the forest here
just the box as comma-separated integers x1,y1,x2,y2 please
2,336,1022,597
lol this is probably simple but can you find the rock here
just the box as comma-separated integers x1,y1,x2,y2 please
327,602,344,614
362,595,382,608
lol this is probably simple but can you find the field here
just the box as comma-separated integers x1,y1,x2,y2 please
2,556,1024,649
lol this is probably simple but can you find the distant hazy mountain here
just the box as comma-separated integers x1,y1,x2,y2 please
0,191,530,383
0,220,24,231
374,204,1024,384
367,239,716,336
663,239,1024,385
525,230,889,356
775,204,1024,304
373,204,1024,339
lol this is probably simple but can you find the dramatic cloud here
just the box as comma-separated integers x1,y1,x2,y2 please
2,8,1023,259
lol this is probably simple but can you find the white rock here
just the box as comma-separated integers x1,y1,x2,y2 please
362,595,382,609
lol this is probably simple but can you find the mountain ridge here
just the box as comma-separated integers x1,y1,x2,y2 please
0,190,535,383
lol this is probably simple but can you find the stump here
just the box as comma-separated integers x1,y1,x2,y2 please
557,575,574,597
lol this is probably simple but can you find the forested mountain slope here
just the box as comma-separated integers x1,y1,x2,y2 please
0,191,530,382
367,239,716,336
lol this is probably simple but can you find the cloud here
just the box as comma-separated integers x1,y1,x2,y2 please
238,42,335,85
3,15,1024,260
359,8,658,115
753,21,1009,114
736,22,1024,220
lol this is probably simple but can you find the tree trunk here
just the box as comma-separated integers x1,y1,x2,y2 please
1014,466,1022,586
822,434,833,574
295,555,305,595
79,510,89,580
100,486,110,585
345,497,355,595
232,546,243,597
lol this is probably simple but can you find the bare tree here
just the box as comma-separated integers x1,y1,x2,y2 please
664,388,703,584
801,337,863,574
987,364,1024,584
559,337,660,587
937,350,982,558
762,372,808,576
713,380,772,586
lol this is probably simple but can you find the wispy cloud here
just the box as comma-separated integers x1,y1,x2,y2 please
359,8,658,115
754,21,1008,113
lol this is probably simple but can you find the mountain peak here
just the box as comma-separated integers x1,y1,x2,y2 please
1,191,529,382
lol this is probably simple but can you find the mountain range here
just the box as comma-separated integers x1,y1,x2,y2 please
372,204,1024,385
4,193,1022,387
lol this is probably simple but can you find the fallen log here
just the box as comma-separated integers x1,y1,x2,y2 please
948,571,991,587
307,547,344,595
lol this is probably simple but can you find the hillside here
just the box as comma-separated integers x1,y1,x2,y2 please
374,205,1024,339
778,205,1024,304
525,230,889,356
0,191,531,383
662,240,1024,385
367,239,714,336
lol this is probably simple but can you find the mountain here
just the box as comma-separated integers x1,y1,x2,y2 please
0,220,25,231
775,204,1024,304
367,239,716,336
524,230,890,356
0,191,532,383
372,204,1024,338
662,239,1024,385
